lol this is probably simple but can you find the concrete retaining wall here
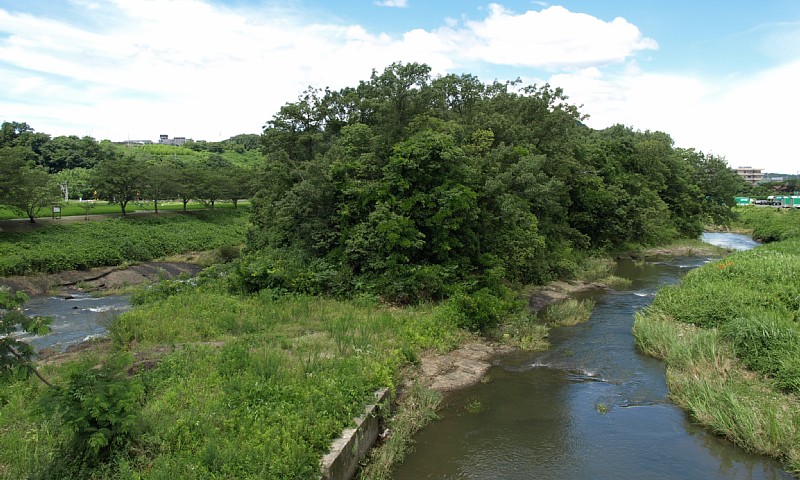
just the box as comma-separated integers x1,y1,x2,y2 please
320,388,391,480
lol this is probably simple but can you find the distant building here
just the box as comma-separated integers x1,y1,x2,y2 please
735,166,764,185
159,134,187,146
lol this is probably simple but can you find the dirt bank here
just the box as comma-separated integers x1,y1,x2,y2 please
0,261,204,296
414,279,604,393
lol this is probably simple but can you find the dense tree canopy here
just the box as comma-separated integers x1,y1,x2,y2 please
246,62,743,302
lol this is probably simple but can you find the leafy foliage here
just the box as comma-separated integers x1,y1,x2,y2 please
39,354,144,477
246,62,735,302
0,288,51,382
0,145,60,222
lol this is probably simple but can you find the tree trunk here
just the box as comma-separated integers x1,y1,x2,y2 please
154,199,159,213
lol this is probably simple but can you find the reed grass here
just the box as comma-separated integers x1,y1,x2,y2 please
543,299,595,326
358,382,443,480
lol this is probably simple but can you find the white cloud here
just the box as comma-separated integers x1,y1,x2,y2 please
437,4,657,68
375,0,408,7
546,61,800,173
0,2,658,141
3,0,795,174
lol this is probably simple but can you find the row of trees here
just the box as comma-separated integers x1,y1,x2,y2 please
0,128,259,221
0,122,118,172
245,62,746,301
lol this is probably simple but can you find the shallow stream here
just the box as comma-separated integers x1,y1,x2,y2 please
20,293,130,352
393,233,792,479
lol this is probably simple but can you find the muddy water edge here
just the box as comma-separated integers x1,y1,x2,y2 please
392,233,792,480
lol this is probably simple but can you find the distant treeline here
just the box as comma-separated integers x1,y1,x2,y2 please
0,123,263,221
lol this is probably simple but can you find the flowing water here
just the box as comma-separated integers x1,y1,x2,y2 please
19,293,130,352
393,233,792,479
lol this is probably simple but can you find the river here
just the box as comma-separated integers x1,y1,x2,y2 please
393,233,792,479
19,292,130,352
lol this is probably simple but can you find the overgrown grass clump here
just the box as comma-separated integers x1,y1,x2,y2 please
0,209,248,275
543,299,596,326
633,207,800,472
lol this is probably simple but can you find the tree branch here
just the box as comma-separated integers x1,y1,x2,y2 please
7,344,54,388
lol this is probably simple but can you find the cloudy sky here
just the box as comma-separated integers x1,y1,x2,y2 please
1,0,799,173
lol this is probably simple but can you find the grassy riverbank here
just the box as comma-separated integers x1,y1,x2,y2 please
0,209,249,276
0,252,630,479
0,282,474,478
633,207,800,473
0,230,710,479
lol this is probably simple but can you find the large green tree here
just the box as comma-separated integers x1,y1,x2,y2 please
140,157,178,213
92,153,145,215
0,145,60,222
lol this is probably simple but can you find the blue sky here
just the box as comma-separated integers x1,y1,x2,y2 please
1,0,798,173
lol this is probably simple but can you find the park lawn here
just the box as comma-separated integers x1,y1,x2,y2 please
0,200,250,220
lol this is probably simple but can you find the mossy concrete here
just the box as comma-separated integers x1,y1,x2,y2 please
320,388,391,480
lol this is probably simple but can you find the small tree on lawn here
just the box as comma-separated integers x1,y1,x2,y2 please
92,153,146,215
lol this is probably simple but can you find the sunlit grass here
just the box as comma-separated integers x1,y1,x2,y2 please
0,287,468,478
0,209,248,275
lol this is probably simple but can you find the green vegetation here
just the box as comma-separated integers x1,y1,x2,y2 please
734,206,800,242
246,62,742,305
0,122,263,222
359,383,442,480
0,284,469,479
633,207,800,472
543,299,596,326
0,63,754,478
0,200,247,220
0,209,248,275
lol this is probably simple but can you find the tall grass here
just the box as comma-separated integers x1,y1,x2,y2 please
0,286,469,478
634,206,800,473
358,382,443,480
543,299,595,326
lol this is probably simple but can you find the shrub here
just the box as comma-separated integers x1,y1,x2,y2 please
543,299,595,326
447,288,509,333
40,354,144,476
